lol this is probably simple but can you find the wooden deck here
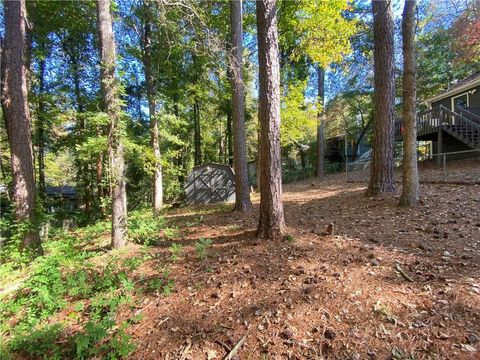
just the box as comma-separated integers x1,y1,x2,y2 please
395,105,480,150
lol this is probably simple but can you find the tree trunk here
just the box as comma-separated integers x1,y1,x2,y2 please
256,0,285,240
400,0,420,206
193,100,202,166
226,109,233,166
230,0,252,212
70,53,92,213
367,0,396,196
143,11,163,212
256,124,261,192
97,0,128,248
1,0,42,255
316,65,325,178
37,57,46,200
219,120,225,163
96,148,105,210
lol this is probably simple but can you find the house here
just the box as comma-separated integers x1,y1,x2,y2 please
426,73,480,113
326,134,371,163
395,73,480,154
45,185,77,212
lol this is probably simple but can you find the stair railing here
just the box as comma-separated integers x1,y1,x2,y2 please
455,105,480,125
439,105,480,147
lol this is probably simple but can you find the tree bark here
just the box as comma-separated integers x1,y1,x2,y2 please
256,0,285,240
226,109,233,166
96,0,128,248
37,57,46,200
400,0,420,206
143,7,163,212
69,52,92,213
1,0,42,255
193,100,202,166
230,0,252,212
367,0,396,196
316,65,325,178
96,148,105,210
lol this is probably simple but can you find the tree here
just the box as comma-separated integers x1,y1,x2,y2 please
325,91,373,161
256,0,285,240
230,0,252,212
400,0,420,206
316,66,325,177
451,0,480,65
277,0,356,179
1,0,43,255
367,0,395,196
96,0,128,248
142,1,163,212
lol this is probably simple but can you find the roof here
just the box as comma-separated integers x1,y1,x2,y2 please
46,186,76,198
191,163,234,173
426,73,480,105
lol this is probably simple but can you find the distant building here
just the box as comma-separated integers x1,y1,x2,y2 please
46,185,77,211
185,163,236,205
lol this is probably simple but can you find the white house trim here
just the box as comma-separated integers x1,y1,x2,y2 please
451,91,469,111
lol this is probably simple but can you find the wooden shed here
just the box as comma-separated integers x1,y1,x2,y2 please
185,163,235,205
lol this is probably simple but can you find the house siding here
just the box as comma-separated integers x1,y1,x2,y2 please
431,85,480,110
431,97,451,109
469,85,480,107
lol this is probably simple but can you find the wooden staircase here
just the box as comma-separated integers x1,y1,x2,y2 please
395,105,480,149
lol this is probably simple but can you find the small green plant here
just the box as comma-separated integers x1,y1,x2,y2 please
162,279,175,296
128,210,166,245
162,227,179,240
147,278,163,291
284,234,295,243
122,255,146,271
108,324,136,359
145,276,174,296
8,324,65,359
195,238,212,260
169,243,183,262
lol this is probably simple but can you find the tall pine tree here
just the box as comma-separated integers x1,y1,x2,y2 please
367,0,395,196
256,0,285,240
230,0,252,212
97,0,128,248
400,0,420,206
1,0,43,255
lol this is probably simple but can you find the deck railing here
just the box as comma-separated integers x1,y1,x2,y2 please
456,105,480,125
439,106,480,147
395,107,442,138
395,106,480,148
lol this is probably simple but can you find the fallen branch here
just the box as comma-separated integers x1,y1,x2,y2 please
224,334,247,360
395,262,413,282
215,340,231,353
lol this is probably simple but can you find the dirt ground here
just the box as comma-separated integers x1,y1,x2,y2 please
125,179,480,360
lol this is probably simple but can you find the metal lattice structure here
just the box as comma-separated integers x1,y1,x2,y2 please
185,163,236,205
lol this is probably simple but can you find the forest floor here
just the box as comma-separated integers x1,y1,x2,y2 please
125,178,480,360
1,178,479,359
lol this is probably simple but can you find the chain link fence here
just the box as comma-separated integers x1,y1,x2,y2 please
346,149,480,184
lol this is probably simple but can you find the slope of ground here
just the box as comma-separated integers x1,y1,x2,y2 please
127,180,480,359
1,180,479,359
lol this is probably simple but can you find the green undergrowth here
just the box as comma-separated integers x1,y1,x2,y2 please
0,208,177,359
